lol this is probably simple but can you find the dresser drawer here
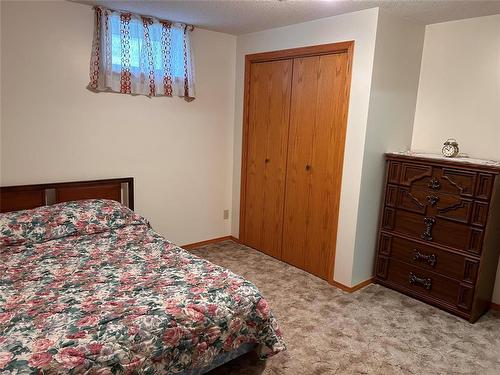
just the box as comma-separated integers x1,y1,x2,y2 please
390,187,490,226
376,257,475,311
382,208,484,254
378,233,479,282
399,163,481,198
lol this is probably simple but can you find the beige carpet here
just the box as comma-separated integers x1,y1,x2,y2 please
189,240,500,375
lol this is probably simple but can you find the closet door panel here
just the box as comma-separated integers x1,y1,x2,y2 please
243,62,267,250
305,53,350,280
260,60,293,258
243,60,292,258
281,56,319,270
282,52,350,281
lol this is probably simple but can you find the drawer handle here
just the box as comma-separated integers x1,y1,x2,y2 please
413,249,437,267
426,195,439,207
428,178,441,190
409,272,432,290
421,217,436,241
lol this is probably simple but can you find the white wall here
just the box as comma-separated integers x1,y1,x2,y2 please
231,8,380,286
352,11,425,284
412,15,500,160
0,1,236,246
411,14,500,303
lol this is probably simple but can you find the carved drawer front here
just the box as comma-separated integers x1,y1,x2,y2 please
385,209,484,254
400,163,433,188
376,255,389,279
387,161,401,184
475,173,495,200
439,168,477,196
381,234,479,282
471,201,489,227
435,195,473,224
383,258,470,309
395,187,489,226
385,185,399,207
400,163,477,197
396,188,426,214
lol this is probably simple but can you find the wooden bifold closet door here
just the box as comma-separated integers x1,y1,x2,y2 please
240,42,353,283
242,59,293,259
282,53,350,280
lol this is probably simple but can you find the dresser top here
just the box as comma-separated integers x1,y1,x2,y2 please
386,151,500,172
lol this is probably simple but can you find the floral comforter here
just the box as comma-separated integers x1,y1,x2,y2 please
0,200,285,374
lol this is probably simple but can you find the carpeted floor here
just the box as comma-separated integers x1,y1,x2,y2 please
189,240,500,375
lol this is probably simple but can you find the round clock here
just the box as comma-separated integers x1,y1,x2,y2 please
442,138,459,157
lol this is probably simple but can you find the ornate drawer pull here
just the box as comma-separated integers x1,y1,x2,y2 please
426,195,439,207
409,272,432,290
413,249,437,267
428,178,441,190
421,217,436,241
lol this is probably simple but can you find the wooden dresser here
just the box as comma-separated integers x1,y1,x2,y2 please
375,152,500,322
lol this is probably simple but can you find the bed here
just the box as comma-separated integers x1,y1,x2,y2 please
0,178,285,373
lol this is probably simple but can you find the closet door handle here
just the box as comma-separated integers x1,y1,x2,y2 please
305,164,311,171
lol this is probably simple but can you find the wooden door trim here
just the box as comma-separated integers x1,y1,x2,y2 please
239,41,355,285
244,41,354,63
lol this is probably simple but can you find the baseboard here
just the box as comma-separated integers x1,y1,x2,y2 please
181,235,239,250
491,302,500,311
330,277,374,293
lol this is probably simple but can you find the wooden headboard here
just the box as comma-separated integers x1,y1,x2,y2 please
0,178,134,213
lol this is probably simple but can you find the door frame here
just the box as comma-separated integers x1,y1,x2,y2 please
239,41,355,284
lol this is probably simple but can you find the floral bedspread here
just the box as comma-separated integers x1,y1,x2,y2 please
0,200,285,373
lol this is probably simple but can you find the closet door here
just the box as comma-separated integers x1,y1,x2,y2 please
282,52,350,280
242,59,293,259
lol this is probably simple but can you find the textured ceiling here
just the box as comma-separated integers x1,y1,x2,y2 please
73,0,500,35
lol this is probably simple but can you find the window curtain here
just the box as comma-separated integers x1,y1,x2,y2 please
88,7,195,101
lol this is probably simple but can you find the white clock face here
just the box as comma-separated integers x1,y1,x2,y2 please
442,144,457,157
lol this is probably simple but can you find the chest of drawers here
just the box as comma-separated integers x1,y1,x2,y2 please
375,153,500,322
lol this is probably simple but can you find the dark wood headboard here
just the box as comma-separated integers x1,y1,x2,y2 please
0,178,134,213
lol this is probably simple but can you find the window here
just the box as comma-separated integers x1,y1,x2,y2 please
109,15,186,78
88,7,195,100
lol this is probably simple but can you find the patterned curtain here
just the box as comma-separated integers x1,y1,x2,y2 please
88,7,195,101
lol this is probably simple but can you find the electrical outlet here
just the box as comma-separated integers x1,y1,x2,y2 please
223,209,230,220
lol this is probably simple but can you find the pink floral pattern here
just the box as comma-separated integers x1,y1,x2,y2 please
0,199,147,246
0,200,285,373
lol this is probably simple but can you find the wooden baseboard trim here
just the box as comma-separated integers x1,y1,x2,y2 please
491,302,500,311
181,235,239,250
182,236,232,250
330,277,374,293
229,236,240,243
